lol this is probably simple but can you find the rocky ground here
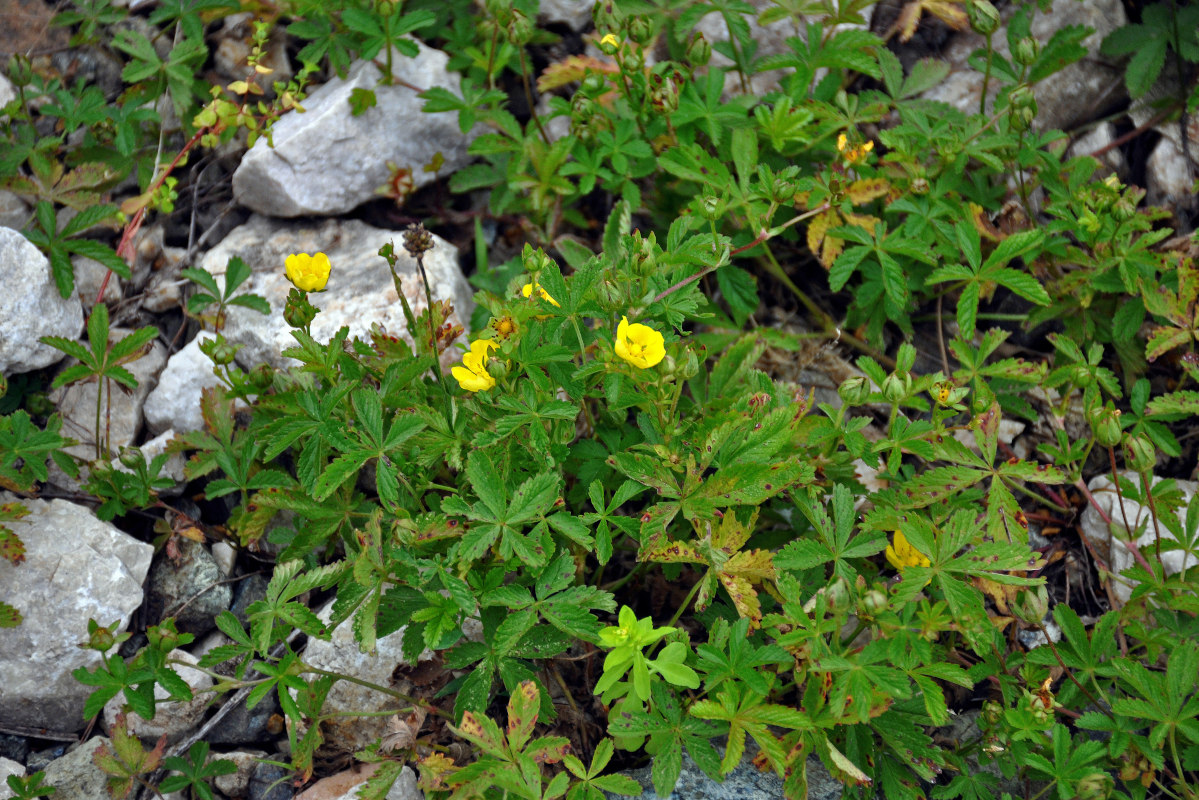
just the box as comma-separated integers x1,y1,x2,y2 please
0,0,1196,798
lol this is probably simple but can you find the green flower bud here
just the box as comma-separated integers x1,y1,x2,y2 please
1112,194,1137,222
967,0,1001,35
592,0,622,31
199,334,240,366
981,699,1002,726
1009,104,1036,132
83,619,119,652
487,357,510,381
1087,402,1122,447
882,372,910,404
686,32,712,66
580,73,607,96
147,620,184,652
649,70,680,113
283,288,318,329
627,16,653,45
249,363,275,392
1012,584,1049,626
837,376,872,406
678,347,700,380
1122,433,1156,472
117,449,144,470
862,589,887,615
825,577,850,614
1076,772,1113,800
1013,37,1039,67
1008,85,1037,110
6,54,32,87
506,8,534,45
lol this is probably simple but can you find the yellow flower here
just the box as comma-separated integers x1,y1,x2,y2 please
886,531,930,571
521,282,560,307
284,252,331,292
452,339,498,392
599,33,621,52
489,314,518,341
614,316,665,369
836,133,874,165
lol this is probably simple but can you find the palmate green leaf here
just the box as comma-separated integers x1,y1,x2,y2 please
609,682,723,796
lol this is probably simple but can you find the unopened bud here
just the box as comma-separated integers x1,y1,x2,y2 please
403,223,434,260
862,589,887,615
837,376,872,406
1087,402,1122,447
1012,584,1049,626
283,289,318,329
882,373,910,404
1122,433,1156,472
967,0,1000,35
686,32,711,66
199,334,239,366
1013,37,1039,67
627,16,653,45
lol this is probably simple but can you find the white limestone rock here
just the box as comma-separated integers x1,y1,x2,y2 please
0,496,153,732
0,227,84,374
197,214,472,372
232,40,472,217
102,648,214,743
143,332,224,436
922,0,1126,133
1079,473,1199,606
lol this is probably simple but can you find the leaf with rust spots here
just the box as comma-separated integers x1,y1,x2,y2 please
537,55,618,93
0,527,26,565
416,752,457,792
507,680,540,752
846,179,889,204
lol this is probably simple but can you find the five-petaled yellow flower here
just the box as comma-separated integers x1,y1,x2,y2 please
284,252,331,292
886,530,930,571
836,132,874,165
521,282,560,307
452,339,498,392
614,316,665,369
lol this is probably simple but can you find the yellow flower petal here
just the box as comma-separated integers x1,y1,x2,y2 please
614,315,665,369
284,252,331,292
887,530,930,571
454,340,498,392
521,282,560,307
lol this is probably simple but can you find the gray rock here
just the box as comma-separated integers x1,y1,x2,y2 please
143,332,224,436
1068,122,1127,182
72,255,123,311
0,71,15,109
197,214,472,373
290,600,435,754
39,737,109,800
233,40,472,217
0,495,153,733
0,735,28,764
101,648,214,744
230,572,270,628
0,227,84,374
208,685,280,746
213,750,267,798
537,0,593,30
0,757,22,800
0,191,29,230
1146,136,1197,226
249,758,294,800
147,538,232,635
49,327,166,469
609,749,841,800
1079,472,1199,606
922,0,1126,133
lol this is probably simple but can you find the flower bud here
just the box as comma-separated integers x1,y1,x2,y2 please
1112,194,1137,222
84,620,118,652
1087,402,1122,447
649,70,680,113
117,449,144,470
506,8,534,44
1076,772,1113,800
825,577,850,614
1009,104,1036,132
1122,433,1156,472
981,699,1002,726
1013,37,1039,67
580,73,607,96
403,222,434,260
862,589,887,615
882,373,910,404
678,347,700,380
967,0,1000,35
487,357,510,381
592,0,622,31
199,334,239,366
598,32,621,55
284,288,318,329
1012,585,1049,626
837,376,872,406
147,620,184,652
910,177,930,195
686,32,711,66
249,363,275,392
627,16,653,45
6,54,32,87
1008,85,1037,110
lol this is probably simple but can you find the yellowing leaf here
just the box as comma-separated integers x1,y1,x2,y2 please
807,209,844,270
846,178,889,204
537,55,618,93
